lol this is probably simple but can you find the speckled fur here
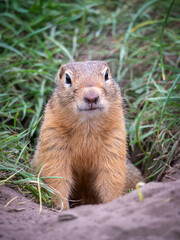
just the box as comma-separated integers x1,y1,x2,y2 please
32,61,142,209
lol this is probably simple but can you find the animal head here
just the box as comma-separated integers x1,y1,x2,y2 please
56,61,121,121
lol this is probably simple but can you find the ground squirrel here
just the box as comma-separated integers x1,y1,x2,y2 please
32,61,143,209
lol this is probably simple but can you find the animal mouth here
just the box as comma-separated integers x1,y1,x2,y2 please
77,105,103,112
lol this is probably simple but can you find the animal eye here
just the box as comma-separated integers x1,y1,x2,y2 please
105,70,109,81
65,74,72,85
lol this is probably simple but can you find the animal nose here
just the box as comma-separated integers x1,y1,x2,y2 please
83,89,99,104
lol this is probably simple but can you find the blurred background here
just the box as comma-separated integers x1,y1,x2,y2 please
0,0,179,205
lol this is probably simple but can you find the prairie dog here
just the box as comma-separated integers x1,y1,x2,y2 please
32,61,142,209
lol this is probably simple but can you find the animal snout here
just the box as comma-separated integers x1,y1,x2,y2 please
83,89,99,104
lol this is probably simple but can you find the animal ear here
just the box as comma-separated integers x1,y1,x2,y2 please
57,65,66,81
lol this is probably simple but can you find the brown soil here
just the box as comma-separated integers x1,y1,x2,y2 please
1,177,180,240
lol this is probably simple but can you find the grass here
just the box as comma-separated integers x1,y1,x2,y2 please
0,0,179,207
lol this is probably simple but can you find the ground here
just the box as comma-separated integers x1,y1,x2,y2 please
1,166,180,240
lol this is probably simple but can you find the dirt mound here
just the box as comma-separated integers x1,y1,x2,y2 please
1,179,180,240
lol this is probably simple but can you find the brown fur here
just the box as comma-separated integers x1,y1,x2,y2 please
32,61,143,209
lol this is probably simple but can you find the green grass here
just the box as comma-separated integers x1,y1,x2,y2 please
0,0,179,206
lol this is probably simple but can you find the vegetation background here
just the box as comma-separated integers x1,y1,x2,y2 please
0,0,179,207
